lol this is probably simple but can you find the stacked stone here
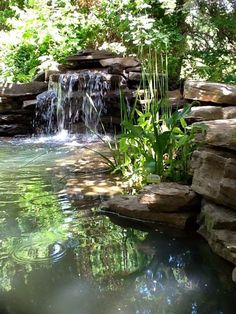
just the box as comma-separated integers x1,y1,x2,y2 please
183,81,236,282
0,82,47,136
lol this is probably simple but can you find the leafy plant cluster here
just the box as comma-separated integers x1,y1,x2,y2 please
98,50,200,189
1,0,236,83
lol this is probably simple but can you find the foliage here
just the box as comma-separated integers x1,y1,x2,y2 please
100,50,199,189
0,0,236,83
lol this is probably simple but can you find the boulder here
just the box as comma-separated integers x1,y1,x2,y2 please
184,80,236,105
222,106,236,119
193,119,236,150
184,106,223,121
0,82,48,97
138,183,200,212
101,195,198,229
191,148,236,210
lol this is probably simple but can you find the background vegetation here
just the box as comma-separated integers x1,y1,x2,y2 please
0,0,236,83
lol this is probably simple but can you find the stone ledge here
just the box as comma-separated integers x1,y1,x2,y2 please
184,80,236,105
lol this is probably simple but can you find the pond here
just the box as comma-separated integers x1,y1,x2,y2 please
0,135,235,314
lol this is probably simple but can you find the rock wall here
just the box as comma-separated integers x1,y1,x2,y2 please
0,82,47,136
184,80,236,282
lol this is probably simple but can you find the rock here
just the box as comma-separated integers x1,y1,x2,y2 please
184,106,223,121
184,80,236,105
200,200,236,231
198,226,236,265
0,124,32,136
99,57,140,68
107,64,124,75
193,119,236,150
222,106,236,119
22,99,37,110
198,200,236,267
191,148,236,210
0,114,32,124
66,50,117,62
128,72,142,81
32,71,45,82
138,183,200,212
0,82,48,97
101,195,198,229
125,66,142,73
0,102,22,113
232,267,236,283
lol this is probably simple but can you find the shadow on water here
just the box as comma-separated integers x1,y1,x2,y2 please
0,136,235,314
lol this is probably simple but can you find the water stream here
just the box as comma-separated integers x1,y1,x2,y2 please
0,136,235,314
35,71,109,135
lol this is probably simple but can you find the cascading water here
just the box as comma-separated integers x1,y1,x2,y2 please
35,70,110,135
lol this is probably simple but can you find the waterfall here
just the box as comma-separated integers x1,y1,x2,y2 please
35,70,109,135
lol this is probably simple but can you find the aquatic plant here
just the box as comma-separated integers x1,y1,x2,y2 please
96,49,201,189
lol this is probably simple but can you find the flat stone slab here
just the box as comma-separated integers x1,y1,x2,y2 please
0,82,48,97
138,183,199,212
66,50,118,62
184,106,236,121
193,119,236,150
99,57,140,68
184,80,236,105
191,148,236,210
101,195,197,229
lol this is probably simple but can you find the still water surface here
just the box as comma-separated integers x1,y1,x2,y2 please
0,136,235,314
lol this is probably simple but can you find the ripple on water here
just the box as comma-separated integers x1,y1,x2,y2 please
12,239,67,264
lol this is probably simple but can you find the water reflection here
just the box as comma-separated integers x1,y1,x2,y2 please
0,138,235,314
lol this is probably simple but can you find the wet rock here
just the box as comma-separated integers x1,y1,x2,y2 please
191,148,236,210
99,57,140,68
125,66,142,73
107,64,124,75
232,267,236,283
198,226,236,265
128,72,142,81
200,200,236,231
22,99,37,110
0,114,32,124
0,124,32,135
0,102,22,113
138,183,200,212
193,119,236,150
184,80,236,105
101,195,198,229
0,82,48,97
